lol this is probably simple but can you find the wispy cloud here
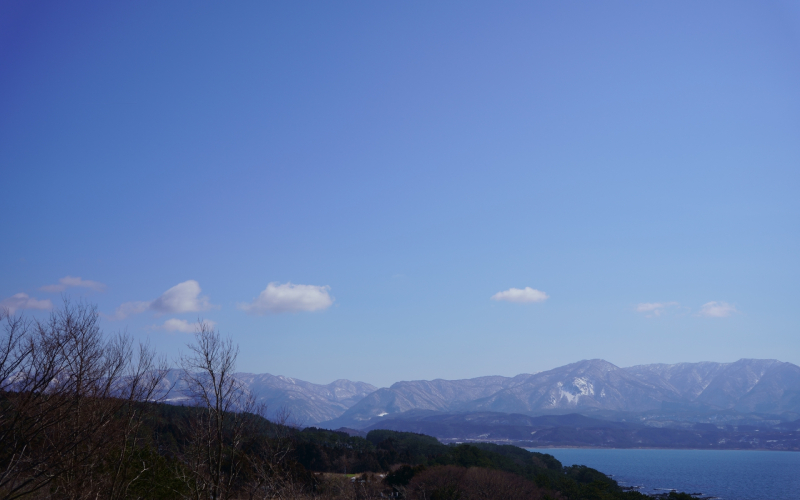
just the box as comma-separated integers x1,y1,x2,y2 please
41,276,106,293
491,287,549,303
239,282,333,314
109,280,214,320
698,301,738,318
636,302,679,318
109,301,151,320
156,318,216,333
1,293,53,314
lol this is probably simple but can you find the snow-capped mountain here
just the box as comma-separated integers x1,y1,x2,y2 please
153,359,800,429
320,359,800,429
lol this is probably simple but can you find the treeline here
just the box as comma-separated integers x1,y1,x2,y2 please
371,412,800,451
1,304,694,500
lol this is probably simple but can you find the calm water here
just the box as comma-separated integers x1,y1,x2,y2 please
526,448,800,500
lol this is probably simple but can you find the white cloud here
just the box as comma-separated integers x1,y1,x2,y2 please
150,280,212,314
41,276,106,293
636,302,679,318
491,287,549,303
109,301,151,320
698,301,738,318
239,282,333,314
158,318,216,333
0,293,53,314
108,280,214,320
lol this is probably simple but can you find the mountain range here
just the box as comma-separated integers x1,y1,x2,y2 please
321,359,800,429
158,358,800,431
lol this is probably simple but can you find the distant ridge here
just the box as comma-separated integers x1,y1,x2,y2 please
319,359,800,429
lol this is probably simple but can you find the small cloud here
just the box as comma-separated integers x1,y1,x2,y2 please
108,301,151,320
157,318,216,333
698,301,738,318
491,287,549,303
0,293,53,314
636,302,679,318
107,280,214,320
239,282,333,314
150,280,213,314
41,276,106,293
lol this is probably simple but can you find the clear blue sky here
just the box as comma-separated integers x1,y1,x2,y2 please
2,1,798,387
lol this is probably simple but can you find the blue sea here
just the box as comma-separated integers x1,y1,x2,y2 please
525,448,800,500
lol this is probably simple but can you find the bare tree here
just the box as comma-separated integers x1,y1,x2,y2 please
179,322,255,500
104,339,170,500
0,310,43,498
0,302,167,500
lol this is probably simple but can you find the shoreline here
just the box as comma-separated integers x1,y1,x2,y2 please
437,438,799,452
521,445,799,452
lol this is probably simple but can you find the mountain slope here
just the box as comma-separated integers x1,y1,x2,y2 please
320,375,532,428
461,359,683,414
237,373,378,424
158,370,377,425
624,359,800,413
624,361,727,400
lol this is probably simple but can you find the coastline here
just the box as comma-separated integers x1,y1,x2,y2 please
521,445,799,452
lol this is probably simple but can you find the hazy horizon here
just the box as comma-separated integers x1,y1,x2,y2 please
2,1,799,387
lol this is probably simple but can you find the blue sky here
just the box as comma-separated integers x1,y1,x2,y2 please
2,1,799,387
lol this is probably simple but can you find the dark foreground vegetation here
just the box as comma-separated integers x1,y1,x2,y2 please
1,304,694,500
